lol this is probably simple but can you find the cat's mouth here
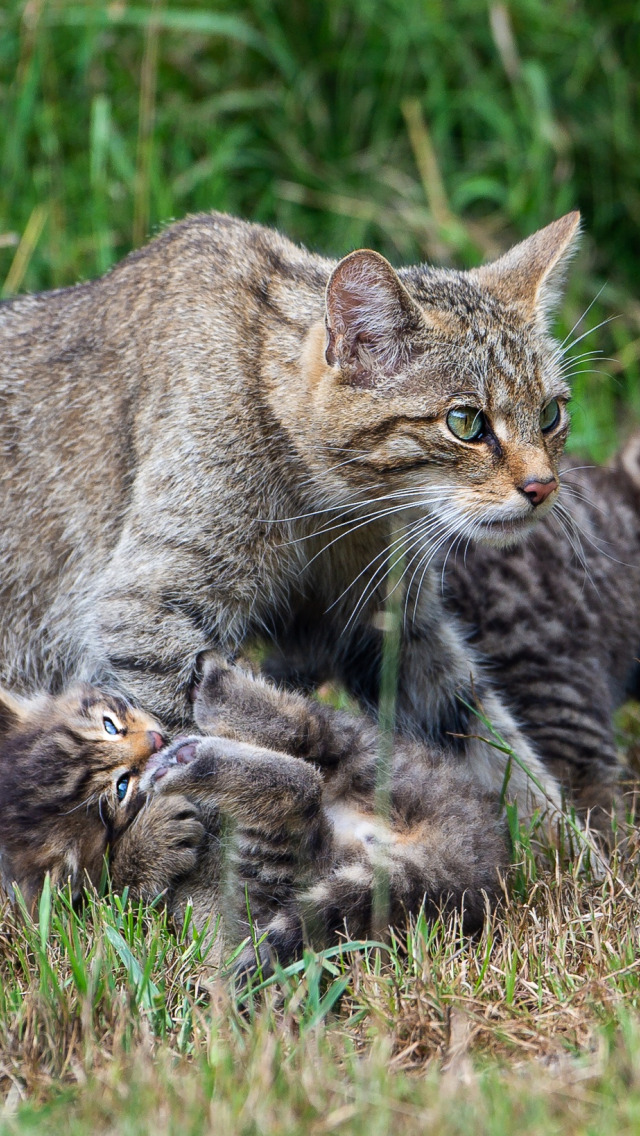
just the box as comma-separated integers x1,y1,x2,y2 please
474,511,542,547
139,737,200,791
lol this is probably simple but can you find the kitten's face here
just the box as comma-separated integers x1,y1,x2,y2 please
304,214,580,550
0,685,166,901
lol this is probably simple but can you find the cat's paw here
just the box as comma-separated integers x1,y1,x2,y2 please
192,653,312,754
111,794,205,896
140,735,203,792
137,795,205,881
192,657,276,739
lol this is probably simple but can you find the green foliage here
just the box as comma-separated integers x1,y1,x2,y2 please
0,0,639,456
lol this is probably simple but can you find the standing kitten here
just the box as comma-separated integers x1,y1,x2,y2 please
442,433,640,831
0,210,580,820
0,668,508,966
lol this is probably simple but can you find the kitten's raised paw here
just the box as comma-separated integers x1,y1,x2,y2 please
112,794,205,897
192,657,281,742
140,735,202,791
140,795,204,876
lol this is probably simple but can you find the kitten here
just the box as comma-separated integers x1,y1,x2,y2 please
441,432,640,833
0,667,508,967
0,210,581,821
0,684,203,907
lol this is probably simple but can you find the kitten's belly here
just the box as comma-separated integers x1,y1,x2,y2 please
326,802,393,853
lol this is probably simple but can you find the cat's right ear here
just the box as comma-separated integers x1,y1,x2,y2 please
324,250,426,387
0,687,28,738
474,212,581,325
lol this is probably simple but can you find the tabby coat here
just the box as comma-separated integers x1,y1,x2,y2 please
0,211,580,820
0,685,179,906
443,433,640,830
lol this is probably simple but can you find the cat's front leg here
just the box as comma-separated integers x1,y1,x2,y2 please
392,585,564,825
81,542,239,729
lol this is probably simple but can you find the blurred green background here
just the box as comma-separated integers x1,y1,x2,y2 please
1,0,639,457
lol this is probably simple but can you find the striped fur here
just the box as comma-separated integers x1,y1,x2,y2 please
134,657,508,971
442,434,640,836
0,685,178,906
0,666,508,970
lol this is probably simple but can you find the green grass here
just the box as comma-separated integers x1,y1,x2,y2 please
2,1,640,1129
3,825,640,1134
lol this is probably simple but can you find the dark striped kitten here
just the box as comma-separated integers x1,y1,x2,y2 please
0,666,507,967
0,685,203,906
443,432,640,833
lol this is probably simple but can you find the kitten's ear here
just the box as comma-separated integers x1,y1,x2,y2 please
325,250,425,386
474,212,581,323
0,687,28,739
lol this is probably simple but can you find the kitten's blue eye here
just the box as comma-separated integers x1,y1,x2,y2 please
103,716,118,735
447,406,486,442
540,399,560,433
116,775,130,802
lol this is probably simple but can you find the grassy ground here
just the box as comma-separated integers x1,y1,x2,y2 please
2,1,640,1131
3,819,640,1135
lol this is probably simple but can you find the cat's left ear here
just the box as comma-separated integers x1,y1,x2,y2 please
473,211,581,324
324,250,427,387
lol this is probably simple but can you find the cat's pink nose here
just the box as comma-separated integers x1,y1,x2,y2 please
521,478,558,506
147,730,166,752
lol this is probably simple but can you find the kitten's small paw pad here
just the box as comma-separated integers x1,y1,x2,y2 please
174,741,199,764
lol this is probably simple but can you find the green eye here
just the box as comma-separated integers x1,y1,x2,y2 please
540,399,561,433
116,774,130,802
446,406,486,442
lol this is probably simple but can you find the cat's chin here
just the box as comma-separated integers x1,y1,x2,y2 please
473,515,537,549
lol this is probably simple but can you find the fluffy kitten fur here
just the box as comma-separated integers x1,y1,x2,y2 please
442,432,640,831
0,685,188,907
0,210,580,821
0,665,508,965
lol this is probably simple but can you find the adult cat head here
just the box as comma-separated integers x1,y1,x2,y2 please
297,213,580,548
0,685,166,905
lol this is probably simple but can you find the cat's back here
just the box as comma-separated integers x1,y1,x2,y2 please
0,211,328,439
0,213,331,680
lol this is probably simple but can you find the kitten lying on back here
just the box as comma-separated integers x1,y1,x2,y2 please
442,432,640,833
0,666,508,966
0,685,202,907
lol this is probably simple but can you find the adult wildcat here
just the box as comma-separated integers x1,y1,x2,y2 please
0,211,580,819
0,665,508,967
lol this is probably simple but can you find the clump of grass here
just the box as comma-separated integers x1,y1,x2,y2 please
2,822,640,1134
